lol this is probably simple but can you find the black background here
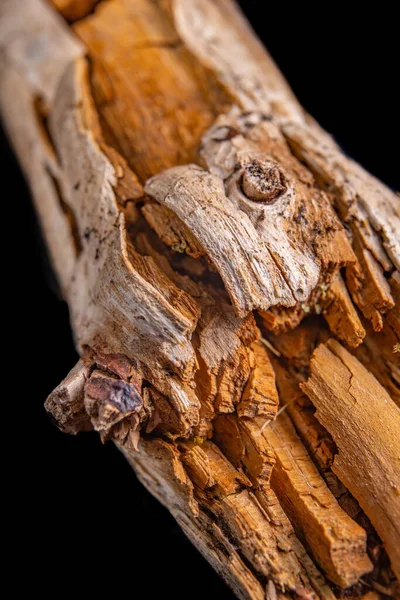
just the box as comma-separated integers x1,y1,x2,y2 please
4,3,398,598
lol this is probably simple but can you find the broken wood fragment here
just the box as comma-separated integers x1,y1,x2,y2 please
263,412,372,587
302,340,400,580
237,340,279,421
44,359,92,434
322,273,365,347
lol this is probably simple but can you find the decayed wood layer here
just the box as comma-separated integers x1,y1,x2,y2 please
1,1,399,599
263,412,372,588
263,325,398,593
302,340,400,581
352,273,400,406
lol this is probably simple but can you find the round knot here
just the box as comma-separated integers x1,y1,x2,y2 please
241,159,287,203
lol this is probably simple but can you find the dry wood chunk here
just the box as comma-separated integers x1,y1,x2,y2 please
237,340,279,421
44,359,92,434
213,414,276,489
263,412,372,587
270,357,336,474
180,441,251,497
202,109,355,331
184,442,318,595
194,296,257,434
50,0,99,22
200,109,355,320
302,339,400,580
124,437,267,600
212,416,341,596
202,489,316,595
323,272,365,347
203,110,354,270
255,488,338,600
144,386,195,437
346,236,394,332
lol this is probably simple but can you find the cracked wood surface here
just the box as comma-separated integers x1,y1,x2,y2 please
302,340,400,581
1,1,399,599
263,412,372,588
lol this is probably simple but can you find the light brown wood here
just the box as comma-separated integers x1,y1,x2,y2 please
262,412,372,587
302,340,400,581
1,1,399,598
322,273,365,347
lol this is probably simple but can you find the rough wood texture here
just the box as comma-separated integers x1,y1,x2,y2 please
1,1,399,598
302,340,400,581
263,412,372,588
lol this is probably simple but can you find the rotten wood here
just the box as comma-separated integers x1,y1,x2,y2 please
302,340,400,581
1,1,399,598
262,412,372,588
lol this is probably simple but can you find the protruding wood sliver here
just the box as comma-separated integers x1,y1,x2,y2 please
237,340,279,421
262,412,372,587
193,295,258,435
283,119,400,331
213,414,276,489
179,440,321,596
302,339,400,580
44,359,92,434
322,273,365,347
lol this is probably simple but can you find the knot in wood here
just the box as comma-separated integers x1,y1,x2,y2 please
241,159,287,203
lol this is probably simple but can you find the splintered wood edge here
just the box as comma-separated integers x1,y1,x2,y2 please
302,340,400,580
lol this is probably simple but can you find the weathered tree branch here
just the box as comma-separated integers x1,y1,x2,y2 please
1,1,399,598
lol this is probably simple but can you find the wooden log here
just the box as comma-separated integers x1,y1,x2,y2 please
1,1,399,598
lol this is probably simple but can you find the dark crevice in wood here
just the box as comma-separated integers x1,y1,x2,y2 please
33,96,62,164
50,0,102,24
